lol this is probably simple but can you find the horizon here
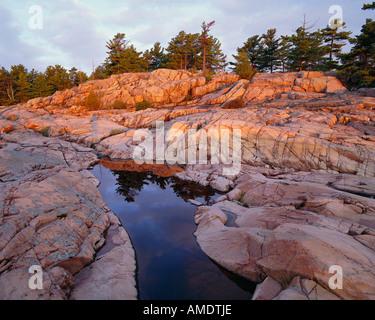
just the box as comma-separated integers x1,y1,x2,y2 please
0,0,373,75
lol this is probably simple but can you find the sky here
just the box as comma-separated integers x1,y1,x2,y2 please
0,0,373,74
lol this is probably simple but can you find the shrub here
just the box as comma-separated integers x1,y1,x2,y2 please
85,91,101,111
203,70,215,82
40,127,49,137
237,65,257,80
108,100,127,110
234,51,257,80
135,100,152,111
222,98,246,109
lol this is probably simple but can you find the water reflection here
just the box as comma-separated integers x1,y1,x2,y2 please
93,161,256,300
113,170,216,205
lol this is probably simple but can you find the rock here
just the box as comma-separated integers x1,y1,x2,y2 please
325,76,348,93
359,88,375,97
209,175,234,192
273,277,341,300
193,164,375,300
252,276,283,300
258,223,375,300
0,120,15,134
71,214,137,300
229,172,375,226
188,199,204,206
0,130,137,300
0,70,374,301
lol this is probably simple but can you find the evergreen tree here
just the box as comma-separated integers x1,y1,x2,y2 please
31,70,49,98
0,67,14,105
44,65,71,95
166,31,200,70
231,35,263,72
340,18,375,87
15,71,32,103
69,67,79,86
286,16,328,71
76,71,88,84
279,36,292,72
199,21,216,72
363,2,375,10
199,35,227,72
258,29,281,73
9,65,33,103
91,64,108,80
232,50,256,79
142,49,153,72
104,33,129,75
241,35,262,69
120,44,145,73
321,20,352,70
149,42,168,71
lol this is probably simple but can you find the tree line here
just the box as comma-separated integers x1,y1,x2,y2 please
0,3,374,106
232,3,375,88
0,64,89,106
92,20,226,78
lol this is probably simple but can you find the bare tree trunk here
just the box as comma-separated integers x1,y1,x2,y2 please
6,84,14,102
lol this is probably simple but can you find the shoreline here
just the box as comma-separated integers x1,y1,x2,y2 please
0,70,374,300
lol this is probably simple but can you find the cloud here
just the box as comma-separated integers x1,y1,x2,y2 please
0,0,373,74
0,2,45,71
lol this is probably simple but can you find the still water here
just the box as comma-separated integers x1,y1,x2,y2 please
92,161,255,300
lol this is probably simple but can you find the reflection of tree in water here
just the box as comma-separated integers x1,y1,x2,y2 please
112,170,217,204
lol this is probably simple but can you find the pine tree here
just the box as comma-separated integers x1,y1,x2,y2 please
166,31,200,70
0,67,14,105
149,42,168,71
321,20,352,71
91,64,107,80
120,45,145,73
105,33,129,75
142,49,153,72
69,67,79,86
279,36,292,72
199,21,216,72
200,35,227,72
232,50,257,79
241,35,262,69
44,65,71,95
15,71,32,103
31,70,49,97
286,16,328,71
76,71,88,84
363,2,375,10
258,29,281,73
340,18,375,87
10,65,33,103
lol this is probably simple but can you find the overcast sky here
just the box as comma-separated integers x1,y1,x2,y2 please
0,0,373,74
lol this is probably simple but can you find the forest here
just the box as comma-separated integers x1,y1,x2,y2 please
0,2,374,106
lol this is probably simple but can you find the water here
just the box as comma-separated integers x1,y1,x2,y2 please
92,161,256,300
